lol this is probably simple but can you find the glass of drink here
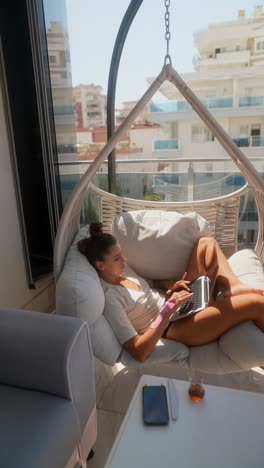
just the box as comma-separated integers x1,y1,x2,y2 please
188,370,205,402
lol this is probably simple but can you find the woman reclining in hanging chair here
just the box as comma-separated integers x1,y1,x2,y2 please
77,222,264,362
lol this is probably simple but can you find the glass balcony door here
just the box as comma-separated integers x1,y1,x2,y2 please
0,0,73,284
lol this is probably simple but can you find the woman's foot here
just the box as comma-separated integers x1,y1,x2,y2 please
224,282,264,298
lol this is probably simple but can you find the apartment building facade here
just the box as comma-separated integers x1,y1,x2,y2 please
46,21,78,161
73,83,107,128
149,7,264,161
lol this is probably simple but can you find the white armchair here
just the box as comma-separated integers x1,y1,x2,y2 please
0,308,97,468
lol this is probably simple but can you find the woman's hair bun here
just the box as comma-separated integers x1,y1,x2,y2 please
89,222,103,239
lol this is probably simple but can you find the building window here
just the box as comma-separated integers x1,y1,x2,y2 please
49,55,57,63
256,40,264,51
191,125,214,143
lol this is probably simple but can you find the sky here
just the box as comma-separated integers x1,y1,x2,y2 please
63,0,263,106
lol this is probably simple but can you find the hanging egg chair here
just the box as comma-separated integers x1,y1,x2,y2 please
55,1,264,374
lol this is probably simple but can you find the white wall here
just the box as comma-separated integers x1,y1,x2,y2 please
128,127,167,156
76,130,93,144
178,118,229,159
0,83,51,308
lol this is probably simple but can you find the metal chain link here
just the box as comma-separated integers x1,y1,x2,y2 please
164,0,172,65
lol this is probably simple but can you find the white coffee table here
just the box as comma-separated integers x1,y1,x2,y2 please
104,374,264,468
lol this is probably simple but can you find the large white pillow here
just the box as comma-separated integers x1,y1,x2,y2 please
112,210,211,280
56,226,123,365
56,226,104,326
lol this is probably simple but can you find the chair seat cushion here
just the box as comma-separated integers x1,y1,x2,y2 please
217,249,264,370
189,249,264,372
0,385,79,468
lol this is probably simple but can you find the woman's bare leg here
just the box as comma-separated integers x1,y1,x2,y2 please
185,237,263,297
185,237,219,282
166,293,264,346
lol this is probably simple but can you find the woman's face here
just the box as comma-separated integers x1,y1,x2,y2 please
96,242,127,277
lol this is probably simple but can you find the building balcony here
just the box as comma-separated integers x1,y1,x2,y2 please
239,96,264,107
233,136,264,147
194,49,250,69
150,98,233,114
153,139,179,150
53,105,75,115
152,139,181,158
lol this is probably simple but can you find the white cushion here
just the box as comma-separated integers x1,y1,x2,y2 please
56,226,122,365
219,322,264,371
56,226,104,326
189,341,243,374
112,210,211,280
228,248,264,289
217,249,264,370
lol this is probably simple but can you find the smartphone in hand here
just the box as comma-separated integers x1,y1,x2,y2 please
142,385,169,426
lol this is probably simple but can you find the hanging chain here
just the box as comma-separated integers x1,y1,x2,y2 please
164,0,172,65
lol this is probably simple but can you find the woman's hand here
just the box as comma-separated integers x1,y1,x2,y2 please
171,289,193,307
166,272,191,295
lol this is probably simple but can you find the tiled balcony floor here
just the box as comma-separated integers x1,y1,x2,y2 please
88,363,264,468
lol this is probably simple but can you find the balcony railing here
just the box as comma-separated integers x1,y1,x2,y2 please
153,139,179,150
233,136,264,147
152,136,264,153
58,157,264,251
57,143,78,154
239,96,264,107
150,98,233,113
58,157,264,201
150,95,264,114
53,105,75,115
204,97,233,109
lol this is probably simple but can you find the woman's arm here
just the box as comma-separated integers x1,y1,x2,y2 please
122,290,192,361
123,322,170,362
153,272,191,295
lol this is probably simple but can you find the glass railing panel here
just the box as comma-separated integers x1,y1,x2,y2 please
252,136,264,147
150,102,179,112
204,97,233,108
58,158,263,250
177,101,191,111
53,105,75,115
233,136,264,147
150,98,233,113
232,137,250,147
153,139,179,150
239,96,264,107
58,158,260,203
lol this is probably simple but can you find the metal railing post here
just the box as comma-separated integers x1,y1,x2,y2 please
187,162,194,201
106,0,143,194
